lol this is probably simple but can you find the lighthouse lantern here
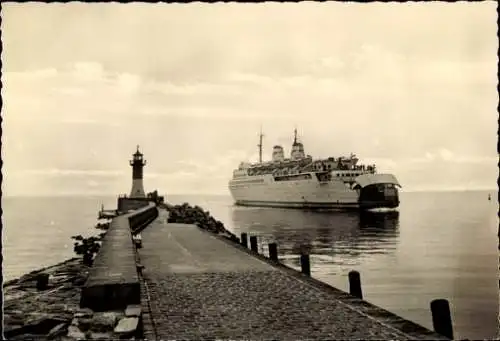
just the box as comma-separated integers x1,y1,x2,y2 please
129,145,146,198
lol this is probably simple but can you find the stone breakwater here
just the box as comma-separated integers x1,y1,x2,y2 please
163,202,239,241
3,258,142,340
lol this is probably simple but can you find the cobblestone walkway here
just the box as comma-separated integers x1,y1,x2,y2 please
139,210,439,340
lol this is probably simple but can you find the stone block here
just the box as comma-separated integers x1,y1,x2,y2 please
4,311,25,326
47,323,69,340
24,314,70,334
74,308,94,318
89,331,114,340
125,304,142,317
80,282,140,311
90,311,120,331
76,317,93,331
114,317,139,338
67,325,86,340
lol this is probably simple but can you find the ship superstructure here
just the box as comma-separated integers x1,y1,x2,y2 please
228,129,401,210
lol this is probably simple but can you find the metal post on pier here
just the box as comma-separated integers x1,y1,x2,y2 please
250,236,258,253
300,254,311,276
348,270,363,299
430,299,454,340
268,243,278,262
240,233,248,248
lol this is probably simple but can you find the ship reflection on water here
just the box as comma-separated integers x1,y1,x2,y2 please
230,208,400,274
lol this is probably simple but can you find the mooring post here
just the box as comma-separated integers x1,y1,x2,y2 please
348,270,363,299
36,273,49,291
240,233,248,248
268,243,278,262
300,254,311,276
137,264,145,276
250,236,258,253
430,299,454,339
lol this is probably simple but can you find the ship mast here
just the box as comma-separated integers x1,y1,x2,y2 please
257,128,264,163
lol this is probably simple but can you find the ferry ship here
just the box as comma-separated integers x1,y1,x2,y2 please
228,130,401,210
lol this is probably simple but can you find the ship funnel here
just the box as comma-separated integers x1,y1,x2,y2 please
290,129,305,160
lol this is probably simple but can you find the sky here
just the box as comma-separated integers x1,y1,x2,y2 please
1,2,498,196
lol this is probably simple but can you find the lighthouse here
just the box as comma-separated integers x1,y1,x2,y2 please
129,145,146,198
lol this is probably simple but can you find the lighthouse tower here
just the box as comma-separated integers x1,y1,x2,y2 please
129,145,146,198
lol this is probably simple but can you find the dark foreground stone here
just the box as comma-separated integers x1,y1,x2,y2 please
4,258,142,340
3,258,86,340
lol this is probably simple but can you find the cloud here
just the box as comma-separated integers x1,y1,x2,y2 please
117,73,142,93
3,47,494,126
59,118,122,127
87,180,100,188
70,62,106,82
18,169,126,177
402,150,497,166
1,3,496,195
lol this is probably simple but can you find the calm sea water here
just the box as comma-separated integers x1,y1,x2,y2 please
2,191,498,339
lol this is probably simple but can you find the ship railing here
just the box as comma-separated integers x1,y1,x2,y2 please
298,161,314,170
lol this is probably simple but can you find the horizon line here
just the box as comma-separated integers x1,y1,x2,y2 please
2,187,498,198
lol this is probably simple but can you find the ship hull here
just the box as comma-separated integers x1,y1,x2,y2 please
229,173,400,211
234,199,399,210
234,200,361,210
